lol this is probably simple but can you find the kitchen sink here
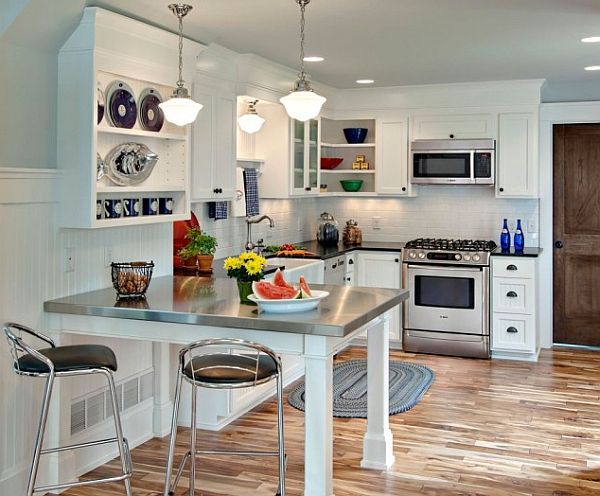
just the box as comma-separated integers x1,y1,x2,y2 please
264,257,324,284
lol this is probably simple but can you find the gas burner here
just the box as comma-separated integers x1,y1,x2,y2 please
404,238,497,252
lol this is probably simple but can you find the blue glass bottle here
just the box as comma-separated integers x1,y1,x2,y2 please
514,219,524,252
500,218,510,251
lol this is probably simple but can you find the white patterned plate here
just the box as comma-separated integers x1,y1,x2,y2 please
247,290,329,313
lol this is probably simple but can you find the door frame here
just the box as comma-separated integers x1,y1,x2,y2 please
539,102,600,348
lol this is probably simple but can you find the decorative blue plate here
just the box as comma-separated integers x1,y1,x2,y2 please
97,81,105,124
139,88,164,132
107,80,137,129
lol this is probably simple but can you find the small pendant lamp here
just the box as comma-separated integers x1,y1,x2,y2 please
280,0,326,122
237,100,266,134
159,4,203,126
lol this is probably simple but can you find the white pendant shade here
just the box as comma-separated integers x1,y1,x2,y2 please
238,113,266,134
280,90,326,122
159,97,203,127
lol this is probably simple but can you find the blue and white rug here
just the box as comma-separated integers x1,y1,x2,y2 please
288,359,435,418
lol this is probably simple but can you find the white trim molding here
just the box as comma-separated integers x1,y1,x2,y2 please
0,167,60,204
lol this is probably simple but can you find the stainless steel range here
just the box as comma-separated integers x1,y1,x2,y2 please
402,238,497,359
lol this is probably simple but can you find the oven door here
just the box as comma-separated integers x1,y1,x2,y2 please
405,264,488,335
411,151,474,184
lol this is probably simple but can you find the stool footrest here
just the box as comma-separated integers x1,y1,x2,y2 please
195,449,279,456
34,438,132,493
41,436,119,454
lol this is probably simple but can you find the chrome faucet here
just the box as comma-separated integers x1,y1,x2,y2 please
245,215,275,253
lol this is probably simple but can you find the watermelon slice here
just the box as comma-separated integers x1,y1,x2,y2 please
252,281,301,300
299,275,312,297
273,268,294,289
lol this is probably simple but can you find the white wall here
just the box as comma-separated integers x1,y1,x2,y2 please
0,169,172,493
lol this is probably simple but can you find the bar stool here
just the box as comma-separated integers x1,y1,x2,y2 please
2,322,133,496
163,338,286,496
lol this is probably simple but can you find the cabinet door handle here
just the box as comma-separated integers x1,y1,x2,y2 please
331,263,337,269
348,259,354,265
506,291,518,298
449,134,455,139
506,326,519,333
506,264,518,271
305,187,311,191
213,188,218,193
402,187,406,192
395,258,399,263
554,240,564,249
499,187,504,192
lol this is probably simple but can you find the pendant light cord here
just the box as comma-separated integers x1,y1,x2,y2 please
298,0,309,83
177,13,184,88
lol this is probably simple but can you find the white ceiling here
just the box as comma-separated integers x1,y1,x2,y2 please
6,0,600,91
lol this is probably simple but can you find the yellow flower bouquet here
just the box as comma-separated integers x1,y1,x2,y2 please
223,252,268,283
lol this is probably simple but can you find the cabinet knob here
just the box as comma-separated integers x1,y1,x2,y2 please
554,240,564,249
506,291,518,298
395,258,399,263
213,188,218,193
305,187,311,191
506,264,518,271
332,263,337,269
499,187,504,192
348,259,354,265
449,134,455,139
402,187,406,192
506,326,519,333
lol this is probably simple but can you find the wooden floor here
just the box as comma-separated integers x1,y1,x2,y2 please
56,347,600,496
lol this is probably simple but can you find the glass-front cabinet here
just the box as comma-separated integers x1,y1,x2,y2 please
291,119,320,194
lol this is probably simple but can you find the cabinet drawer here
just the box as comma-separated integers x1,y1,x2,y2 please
493,278,534,314
492,314,535,353
492,257,534,278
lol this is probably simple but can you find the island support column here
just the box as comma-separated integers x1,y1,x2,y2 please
303,335,334,496
361,312,395,469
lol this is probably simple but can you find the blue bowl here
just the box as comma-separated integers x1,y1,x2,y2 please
343,128,368,144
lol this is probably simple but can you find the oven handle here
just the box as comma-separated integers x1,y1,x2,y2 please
406,264,484,273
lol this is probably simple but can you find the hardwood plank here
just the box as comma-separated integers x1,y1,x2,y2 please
51,347,600,495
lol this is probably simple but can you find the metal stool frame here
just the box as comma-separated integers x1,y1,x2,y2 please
163,337,286,496
3,322,133,496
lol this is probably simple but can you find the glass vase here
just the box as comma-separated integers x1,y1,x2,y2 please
237,280,253,304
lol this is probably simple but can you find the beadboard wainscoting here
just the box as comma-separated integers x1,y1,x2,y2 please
0,168,172,493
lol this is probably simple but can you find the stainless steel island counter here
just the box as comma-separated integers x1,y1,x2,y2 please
44,276,409,496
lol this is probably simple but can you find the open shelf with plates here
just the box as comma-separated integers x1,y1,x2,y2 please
57,7,201,228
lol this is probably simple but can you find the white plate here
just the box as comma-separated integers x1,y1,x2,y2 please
247,290,329,313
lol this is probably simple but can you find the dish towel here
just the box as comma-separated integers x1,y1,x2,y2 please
243,168,260,217
208,201,228,220
232,167,247,218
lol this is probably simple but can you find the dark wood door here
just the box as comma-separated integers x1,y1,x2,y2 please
554,123,600,345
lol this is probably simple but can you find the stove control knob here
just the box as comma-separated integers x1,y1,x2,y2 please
472,253,481,262
463,254,471,261
409,250,417,259
418,252,426,259
454,254,462,261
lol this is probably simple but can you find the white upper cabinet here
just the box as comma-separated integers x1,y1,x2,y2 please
291,118,321,195
57,7,202,228
376,119,409,195
410,113,496,140
496,112,538,198
190,79,236,202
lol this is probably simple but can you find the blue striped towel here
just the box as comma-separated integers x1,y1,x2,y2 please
208,201,228,220
243,168,260,217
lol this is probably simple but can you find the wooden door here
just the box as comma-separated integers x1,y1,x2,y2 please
554,123,600,345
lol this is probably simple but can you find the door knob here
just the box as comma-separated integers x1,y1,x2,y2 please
554,240,564,249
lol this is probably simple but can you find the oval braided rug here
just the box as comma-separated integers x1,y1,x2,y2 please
288,359,435,418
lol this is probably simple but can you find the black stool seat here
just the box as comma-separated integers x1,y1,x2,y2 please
183,354,277,384
17,344,118,373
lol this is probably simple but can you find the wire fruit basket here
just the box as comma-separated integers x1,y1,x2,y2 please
111,261,154,299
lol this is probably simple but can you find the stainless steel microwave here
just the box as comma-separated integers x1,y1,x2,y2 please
410,139,495,185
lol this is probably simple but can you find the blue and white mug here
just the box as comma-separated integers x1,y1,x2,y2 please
159,197,174,215
123,198,140,217
104,199,122,219
142,197,158,216
96,199,102,219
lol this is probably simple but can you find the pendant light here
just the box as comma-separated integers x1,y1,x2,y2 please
237,100,266,134
159,4,203,126
280,0,326,122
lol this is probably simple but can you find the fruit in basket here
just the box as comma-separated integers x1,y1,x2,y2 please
273,269,294,288
299,276,312,297
252,281,301,300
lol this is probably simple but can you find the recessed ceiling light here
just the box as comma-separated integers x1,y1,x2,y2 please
303,56,324,62
585,65,600,71
356,79,374,84
582,37,600,43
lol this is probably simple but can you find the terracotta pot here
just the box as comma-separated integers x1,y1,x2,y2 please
196,254,214,272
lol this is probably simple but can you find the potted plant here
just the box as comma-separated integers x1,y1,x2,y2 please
178,227,218,272
223,252,267,303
